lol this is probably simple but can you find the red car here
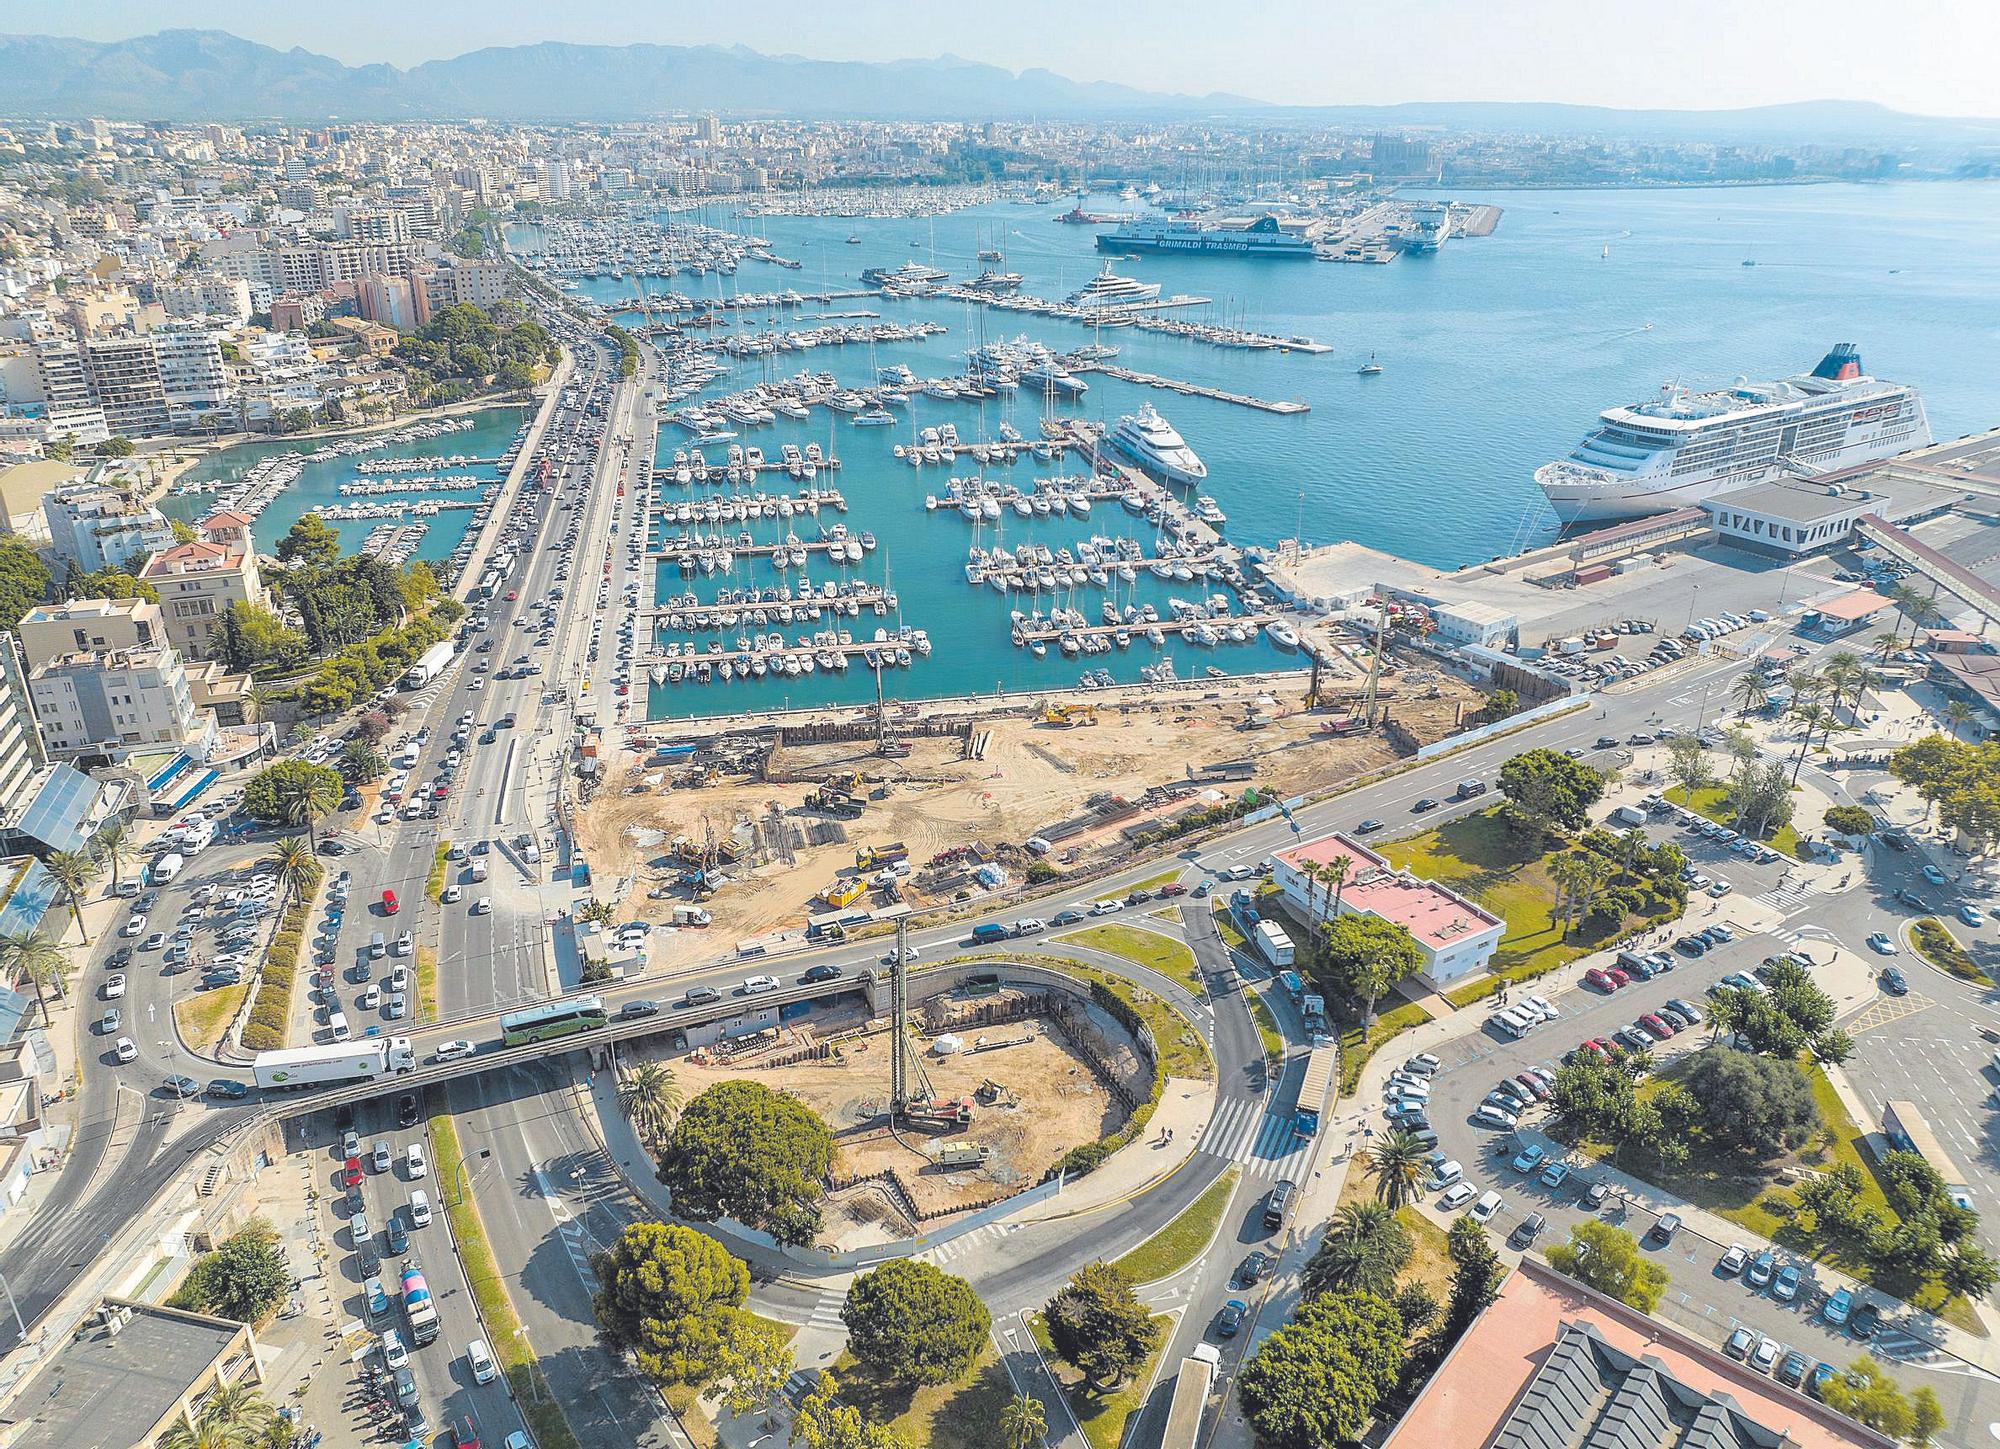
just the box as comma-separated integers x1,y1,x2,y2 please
432,784,449,800
1582,1037,1613,1060
382,889,399,915
505,589,519,601
1159,883,1188,898
1585,967,1618,992
1640,1012,1676,1037
341,1156,363,1188
1606,967,1632,988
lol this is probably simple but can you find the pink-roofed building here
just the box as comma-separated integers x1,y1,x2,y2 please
140,511,268,663
1272,832,1504,987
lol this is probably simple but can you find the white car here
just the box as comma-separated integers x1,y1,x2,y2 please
357,986,381,1010
103,974,126,1000
1438,1181,1477,1211
1469,1190,1503,1224
1526,995,1558,1021
473,897,492,915
433,1039,475,1062
466,1338,497,1385
121,914,147,938
406,1143,427,1178
409,1190,432,1227
741,974,780,995
380,1327,409,1370
114,1036,137,1063
442,885,463,904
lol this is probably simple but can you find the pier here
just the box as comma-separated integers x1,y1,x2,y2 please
937,285,1213,322
1065,360,1311,414
658,456,843,485
649,535,877,567
1010,614,1278,647
645,584,894,628
637,632,932,682
654,490,848,525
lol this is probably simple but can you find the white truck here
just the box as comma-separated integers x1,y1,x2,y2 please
150,852,185,885
1254,919,1295,970
253,1037,417,1090
402,640,455,690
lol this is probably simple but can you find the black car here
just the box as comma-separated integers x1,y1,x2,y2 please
396,1093,419,1128
802,964,845,984
1880,967,1909,995
1594,736,1620,750
1412,798,1439,813
107,947,132,969
617,1000,660,1020
1050,909,1085,926
198,971,242,991
1849,1303,1881,1339
1355,818,1384,834
1237,1250,1271,1286
1674,935,1708,956
206,1079,250,1099
1214,1300,1247,1338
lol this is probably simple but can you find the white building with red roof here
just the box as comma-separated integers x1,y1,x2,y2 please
140,511,268,663
1272,832,1504,987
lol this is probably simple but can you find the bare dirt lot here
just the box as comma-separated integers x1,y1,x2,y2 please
578,671,1481,970
648,1003,1133,1230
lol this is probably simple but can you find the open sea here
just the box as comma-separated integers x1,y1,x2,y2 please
210,182,2000,722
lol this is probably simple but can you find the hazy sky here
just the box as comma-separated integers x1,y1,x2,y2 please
20,0,2000,114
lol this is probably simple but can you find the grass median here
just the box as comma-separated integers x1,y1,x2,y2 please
427,1103,582,1449
416,944,439,1022
1912,916,1993,986
1054,924,1200,987
427,841,451,902
174,981,249,1053
1113,1166,1239,1285
1028,1311,1172,1449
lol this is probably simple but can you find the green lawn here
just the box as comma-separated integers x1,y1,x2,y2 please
1912,917,1993,986
1029,1312,1174,1449
415,944,439,1022
1129,867,1189,895
1665,784,1803,859
1213,908,1247,950
827,1345,1017,1449
1114,1167,1240,1285
1338,998,1434,1094
1067,964,1213,1080
1584,1058,1983,1334
1247,991,1286,1071
1056,924,1200,987
1378,809,1672,1005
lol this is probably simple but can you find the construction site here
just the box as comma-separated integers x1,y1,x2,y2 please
574,661,1484,968
632,951,1154,1241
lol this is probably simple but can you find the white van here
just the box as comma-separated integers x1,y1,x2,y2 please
409,1190,431,1227
1429,1159,1464,1189
466,1339,496,1384
1493,1005,1536,1037
329,1011,351,1042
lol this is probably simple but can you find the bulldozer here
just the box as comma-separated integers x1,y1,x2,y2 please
1040,703,1099,728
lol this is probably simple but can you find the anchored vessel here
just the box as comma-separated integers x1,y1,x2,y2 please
1068,261,1162,311
1097,214,1313,258
1108,404,1207,487
1534,344,1930,524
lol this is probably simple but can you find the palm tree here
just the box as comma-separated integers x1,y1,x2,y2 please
617,1060,684,1147
0,929,69,1022
1303,1200,1408,1297
274,768,342,848
1730,670,1769,718
1000,1393,1048,1449
1327,853,1353,918
1871,630,1901,665
160,1381,275,1449
1367,1129,1429,1208
1945,700,1975,742
246,684,282,724
266,836,318,908
91,821,135,894
43,850,100,944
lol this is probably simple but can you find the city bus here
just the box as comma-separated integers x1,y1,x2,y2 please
499,995,609,1047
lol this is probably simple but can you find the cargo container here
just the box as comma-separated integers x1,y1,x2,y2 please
1255,921,1295,969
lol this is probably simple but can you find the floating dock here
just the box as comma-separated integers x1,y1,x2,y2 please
1065,361,1310,414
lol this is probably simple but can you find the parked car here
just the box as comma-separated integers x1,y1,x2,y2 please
1823,1286,1853,1326
1469,1191,1502,1223
1724,1327,1755,1360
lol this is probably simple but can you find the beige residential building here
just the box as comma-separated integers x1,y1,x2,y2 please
141,511,266,662
14,595,166,667
28,645,207,758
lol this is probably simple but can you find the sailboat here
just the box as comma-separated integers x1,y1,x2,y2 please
1357,354,1383,377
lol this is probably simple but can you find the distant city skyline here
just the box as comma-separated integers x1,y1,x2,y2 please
15,0,2000,118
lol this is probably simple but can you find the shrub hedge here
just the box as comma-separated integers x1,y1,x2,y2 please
239,872,321,1051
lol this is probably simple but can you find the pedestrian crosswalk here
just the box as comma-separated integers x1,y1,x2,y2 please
1754,879,1816,913
914,1221,1012,1270
1198,1096,1312,1182
805,1290,846,1333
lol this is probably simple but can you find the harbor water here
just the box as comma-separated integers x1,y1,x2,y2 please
162,406,530,565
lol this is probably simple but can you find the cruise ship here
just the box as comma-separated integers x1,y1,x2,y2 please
1068,261,1161,311
1097,215,1313,258
1535,345,1931,525
1108,404,1206,487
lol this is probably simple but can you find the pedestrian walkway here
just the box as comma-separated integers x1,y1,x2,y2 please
1754,877,1817,913
1196,1097,1312,1184
804,1288,845,1334
914,1220,1020,1270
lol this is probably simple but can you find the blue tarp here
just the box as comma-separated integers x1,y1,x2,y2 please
145,753,192,792
152,767,219,818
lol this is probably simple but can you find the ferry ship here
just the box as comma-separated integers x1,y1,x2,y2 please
1535,345,1931,525
1403,205,1451,254
1108,404,1206,487
1068,261,1161,311
1097,215,1313,258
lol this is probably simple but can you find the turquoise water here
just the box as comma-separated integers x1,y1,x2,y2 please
162,406,530,563
549,182,2000,719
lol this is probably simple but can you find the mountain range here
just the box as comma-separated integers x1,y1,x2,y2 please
0,29,1995,144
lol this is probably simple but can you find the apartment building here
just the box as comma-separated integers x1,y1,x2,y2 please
41,474,178,572
141,510,267,661
29,644,207,759
78,335,170,438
